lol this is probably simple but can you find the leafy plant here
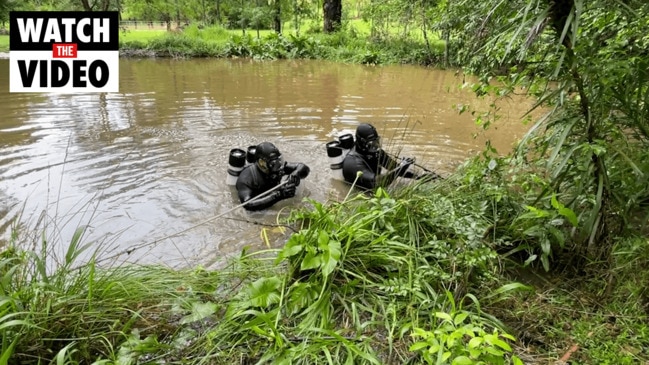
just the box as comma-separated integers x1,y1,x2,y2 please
410,293,523,365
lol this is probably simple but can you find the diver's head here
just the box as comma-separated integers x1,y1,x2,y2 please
255,142,284,174
355,123,381,154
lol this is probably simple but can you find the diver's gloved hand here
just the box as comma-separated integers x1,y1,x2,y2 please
287,172,301,187
278,183,297,199
401,157,415,166
397,157,415,175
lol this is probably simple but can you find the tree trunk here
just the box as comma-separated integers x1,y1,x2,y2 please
421,4,430,53
323,0,341,33
294,0,299,35
80,0,92,11
215,0,221,24
175,0,181,29
273,0,281,33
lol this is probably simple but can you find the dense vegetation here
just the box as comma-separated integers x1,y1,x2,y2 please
2,0,649,364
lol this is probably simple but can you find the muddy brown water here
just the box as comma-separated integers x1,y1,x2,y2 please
0,58,532,268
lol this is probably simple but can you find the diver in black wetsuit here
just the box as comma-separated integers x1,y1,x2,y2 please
342,123,438,190
236,142,310,211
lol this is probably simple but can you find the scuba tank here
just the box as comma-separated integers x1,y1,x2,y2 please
338,133,354,156
326,141,344,181
326,133,355,181
246,145,257,165
226,148,247,186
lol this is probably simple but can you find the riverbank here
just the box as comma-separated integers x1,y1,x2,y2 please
3,155,649,364
0,23,446,66
116,25,446,66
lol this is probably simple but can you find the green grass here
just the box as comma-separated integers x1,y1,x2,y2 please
1,174,526,364
119,29,167,43
0,20,445,64
3,153,649,364
116,23,445,66
0,35,8,52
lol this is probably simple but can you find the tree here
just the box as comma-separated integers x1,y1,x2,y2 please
272,0,281,33
0,0,15,27
80,0,114,11
441,0,649,264
323,0,341,32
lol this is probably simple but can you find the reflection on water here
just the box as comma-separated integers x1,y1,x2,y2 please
0,58,532,268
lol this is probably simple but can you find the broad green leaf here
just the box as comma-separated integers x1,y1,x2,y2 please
452,356,474,365
279,243,303,260
435,312,453,322
524,254,537,266
317,230,330,249
442,351,452,362
300,252,323,271
180,302,218,324
541,239,551,255
485,346,505,356
551,195,578,226
321,248,338,278
501,333,516,341
286,282,317,314
427,343,440,354
541,254,550,272
559,207,578,227
454,312,469,326
328,240,342,260
490,337,512,352
550,194,562,210
468,336,483,348
412,327,430,338
247,277,282,308
469,348,482,358
409,342,430,352
523,205,550,218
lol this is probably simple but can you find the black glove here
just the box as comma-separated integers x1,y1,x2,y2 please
277,183,297,199
287,172,301,187
397,157,415,175
401,157,415,166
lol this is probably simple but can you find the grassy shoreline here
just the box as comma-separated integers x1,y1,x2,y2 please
0,23,446,66
3,156,648,364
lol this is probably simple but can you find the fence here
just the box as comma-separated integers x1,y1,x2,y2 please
119,21,176,31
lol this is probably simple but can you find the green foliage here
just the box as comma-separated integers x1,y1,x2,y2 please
438,0,649,268
0,225,232,364
0,35,7,52
509,194,577,271
410,303,522,365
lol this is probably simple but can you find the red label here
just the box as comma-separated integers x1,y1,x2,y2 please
52,43,78,58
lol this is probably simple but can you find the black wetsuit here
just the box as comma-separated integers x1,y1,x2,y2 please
236,162,310,211
342,148,414,190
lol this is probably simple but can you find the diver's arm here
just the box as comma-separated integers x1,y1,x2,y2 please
236,181,283,211
379,150,416,178
284,162,310,179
